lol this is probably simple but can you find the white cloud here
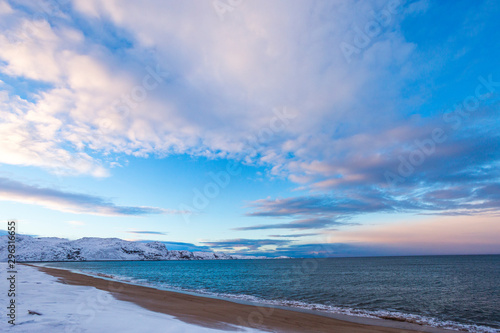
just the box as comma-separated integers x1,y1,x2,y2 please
0,0,13,15
0,89,109,177
0,0,417,180
0,177,186,216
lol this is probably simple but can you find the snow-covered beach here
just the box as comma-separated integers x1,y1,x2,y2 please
0,263,263,332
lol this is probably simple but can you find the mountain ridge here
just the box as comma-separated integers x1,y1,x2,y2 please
0,235,285,261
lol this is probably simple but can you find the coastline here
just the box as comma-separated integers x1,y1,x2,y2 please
27,264,458,333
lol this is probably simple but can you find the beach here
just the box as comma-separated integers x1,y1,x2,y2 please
1,263,258,333
20,264,459,333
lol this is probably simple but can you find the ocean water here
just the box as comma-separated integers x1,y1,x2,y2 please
43,255,500,333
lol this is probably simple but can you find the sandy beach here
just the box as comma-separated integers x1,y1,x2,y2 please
29,264,457,333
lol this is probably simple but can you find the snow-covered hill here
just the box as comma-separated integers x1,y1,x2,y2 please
0,235,237,262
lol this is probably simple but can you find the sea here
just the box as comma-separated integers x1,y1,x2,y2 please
41,255,500,333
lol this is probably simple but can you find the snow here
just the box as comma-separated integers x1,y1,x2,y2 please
0,263,264,332
0,235,238,262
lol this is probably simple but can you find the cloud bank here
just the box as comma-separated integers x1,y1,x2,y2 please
0,177,183,216
126,230,168,235
0,0,418,177
201,238,292,251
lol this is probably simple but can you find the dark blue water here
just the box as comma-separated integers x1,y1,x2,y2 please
43,255,500,332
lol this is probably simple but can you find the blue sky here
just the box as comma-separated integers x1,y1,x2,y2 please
0,0,499,257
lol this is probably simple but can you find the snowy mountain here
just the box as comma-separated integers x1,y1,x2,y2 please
0,235,239,262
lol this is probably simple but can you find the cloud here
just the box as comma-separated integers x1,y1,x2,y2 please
0,0,499,248
237,194,390,231
201,238,292,251
0,177,185,216
126,230,167,235
0,0,13,15
2,1,496,190
235,218,352,231
247,194,397,217
208,242,397,258
136,240,211,252
241,178,500,231
0,0,418,177
268,233,319,238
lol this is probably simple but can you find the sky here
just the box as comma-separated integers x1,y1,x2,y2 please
0,0,499,257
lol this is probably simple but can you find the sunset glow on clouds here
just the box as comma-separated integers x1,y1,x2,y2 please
0,0,499,256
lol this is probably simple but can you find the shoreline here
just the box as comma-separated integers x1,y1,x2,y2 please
26,263,458,333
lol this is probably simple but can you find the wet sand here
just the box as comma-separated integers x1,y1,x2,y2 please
29,264,455,333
